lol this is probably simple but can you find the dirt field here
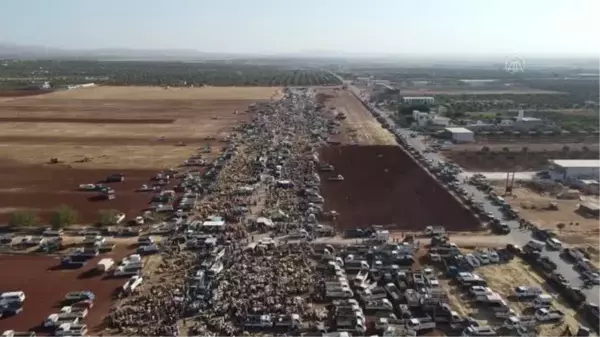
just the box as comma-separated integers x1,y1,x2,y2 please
492,184,600,250
0,85,279,226
444,147,599,171
0,246,134,333
316,89,396,145
0,161,165,224
399,89,565,95
476,259,585,336
318,145,480,231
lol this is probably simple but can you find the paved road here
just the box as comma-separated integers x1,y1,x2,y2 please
346,84,599,306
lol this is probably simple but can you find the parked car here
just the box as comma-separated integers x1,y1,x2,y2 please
64,291,95,302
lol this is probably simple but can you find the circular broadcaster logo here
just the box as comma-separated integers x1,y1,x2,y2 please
505,55,525,74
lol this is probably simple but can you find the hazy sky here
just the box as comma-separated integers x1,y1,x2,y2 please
2,0,599,56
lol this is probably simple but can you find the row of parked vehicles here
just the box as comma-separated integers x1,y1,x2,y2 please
0,290,94,336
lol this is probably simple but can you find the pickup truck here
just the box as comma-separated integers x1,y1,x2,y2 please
384,282,402,303
514,286,543,299
424,226,445,236
503,315,537,330
406,317,436,332
535,308,565,323
42,313,80,328
60,306,88,318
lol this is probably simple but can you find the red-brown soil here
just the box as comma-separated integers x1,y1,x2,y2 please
444,150,600,171
0,162,162,225
0,89,53,97
0,246,134,334
0,117,175,124
318,145,480,231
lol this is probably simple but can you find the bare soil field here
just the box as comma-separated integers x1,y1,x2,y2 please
0,86,277,225
443,147,599,171
0,246,134,334
450,257,585,336
399,89,565,95
318,145,480,231
492,184,600,250
316,88,396,145
0,161,164,224
0,89,53,98
474,134,600,145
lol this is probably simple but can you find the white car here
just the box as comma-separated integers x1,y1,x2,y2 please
123,275,144,293
546,238,562,250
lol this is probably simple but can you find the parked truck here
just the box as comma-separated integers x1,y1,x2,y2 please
424,226,445,236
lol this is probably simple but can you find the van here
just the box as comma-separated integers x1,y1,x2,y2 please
0,291,26,304
546,238,563,250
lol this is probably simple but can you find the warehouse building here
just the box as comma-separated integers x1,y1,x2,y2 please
403,96,435,105
548,159,600,181
444,127,474,143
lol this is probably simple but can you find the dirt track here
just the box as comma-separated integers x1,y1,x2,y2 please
319,145,480,231
317,89,396,145
0,247,134,333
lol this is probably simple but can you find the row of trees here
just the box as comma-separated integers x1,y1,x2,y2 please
9,206,122,229
0,60,342,87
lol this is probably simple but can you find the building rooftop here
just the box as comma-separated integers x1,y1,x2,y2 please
518,117,542,122
550,160,600,168
445,127,474,134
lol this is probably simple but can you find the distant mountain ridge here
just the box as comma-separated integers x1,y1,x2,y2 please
0,43,243,60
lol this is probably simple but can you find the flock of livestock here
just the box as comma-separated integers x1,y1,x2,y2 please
107,88,347,336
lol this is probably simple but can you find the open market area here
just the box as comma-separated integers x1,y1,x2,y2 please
0,85,597,337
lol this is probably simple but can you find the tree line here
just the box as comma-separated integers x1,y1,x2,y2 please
0,60,342,87
9,206,123,229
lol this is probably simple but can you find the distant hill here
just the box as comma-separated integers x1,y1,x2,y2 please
0,43,244,61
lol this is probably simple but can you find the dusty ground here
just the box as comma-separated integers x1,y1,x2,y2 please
0,162,169,224
398,89,565,95
0,245,135,334
316,88,396,145
318,145,481,231
0,86,281,169
476,258,587,336
492,184,600,250
443,148,599,171
0,85,277,226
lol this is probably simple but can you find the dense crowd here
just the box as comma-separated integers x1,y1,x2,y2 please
107,88,335,336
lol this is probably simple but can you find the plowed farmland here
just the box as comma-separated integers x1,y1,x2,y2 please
0,86,280,227
319,145,480,231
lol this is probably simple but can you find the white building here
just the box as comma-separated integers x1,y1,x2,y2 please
403,96,435,105
445,127,475,143
413,110,435,127
548,160,600,181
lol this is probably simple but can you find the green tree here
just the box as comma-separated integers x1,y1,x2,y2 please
9,210,38,227
97,209,120,227
50,205,77,229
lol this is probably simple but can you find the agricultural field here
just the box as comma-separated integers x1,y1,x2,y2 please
443,144,600,171
0,85,279,225
318,145,480,231
316,88,396,145
0,60,342,87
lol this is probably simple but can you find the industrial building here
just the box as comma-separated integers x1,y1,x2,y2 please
548,160,600,181
403,96,435,105
444,127,474,143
